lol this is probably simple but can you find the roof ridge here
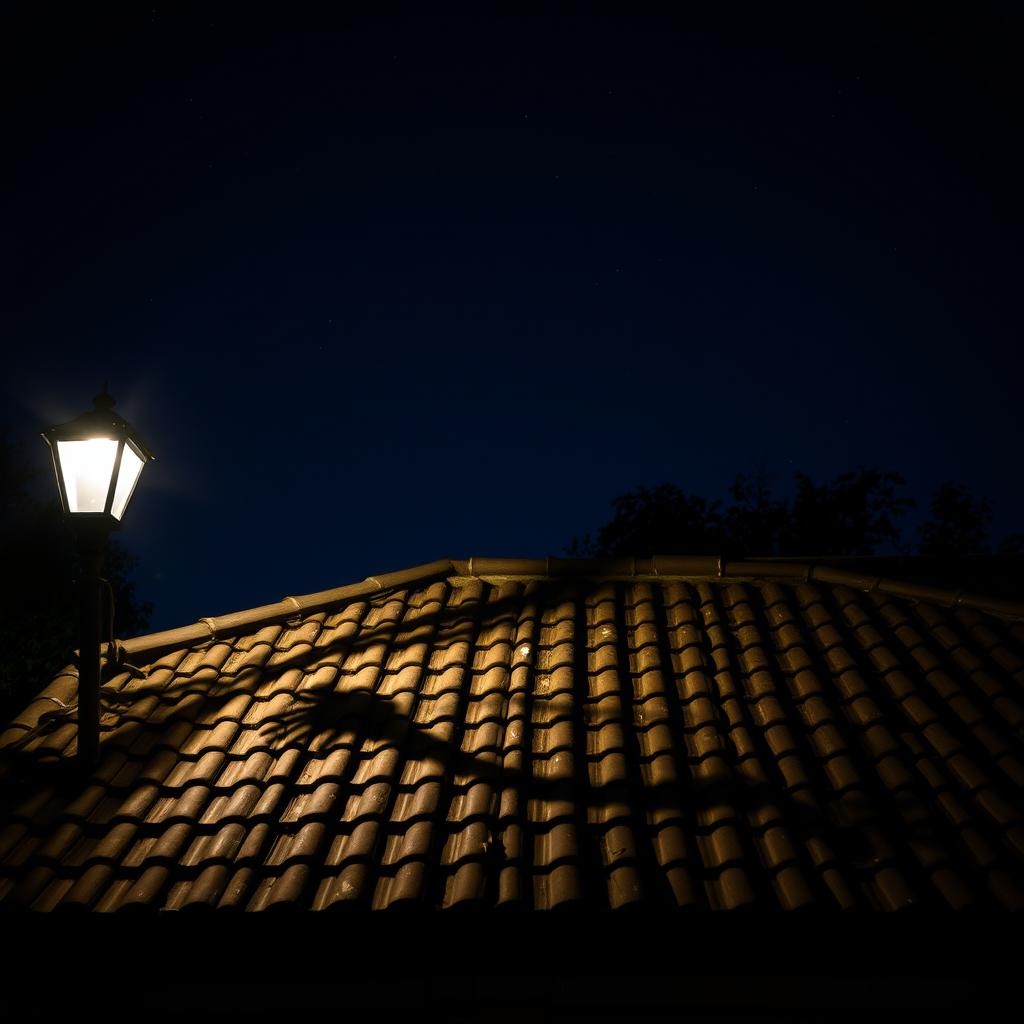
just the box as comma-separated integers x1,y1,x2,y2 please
453,555,1024,620
101,553,1023,668
109,559,456,665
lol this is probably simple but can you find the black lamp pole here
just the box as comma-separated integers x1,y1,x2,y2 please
75,521,108,770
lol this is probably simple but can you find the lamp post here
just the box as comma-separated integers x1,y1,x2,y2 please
41,388,154,769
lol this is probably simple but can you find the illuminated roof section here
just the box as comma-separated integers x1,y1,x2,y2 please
1,556,1023,910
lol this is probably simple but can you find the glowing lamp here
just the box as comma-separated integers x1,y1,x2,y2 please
41,388,155,769
42,389,154,525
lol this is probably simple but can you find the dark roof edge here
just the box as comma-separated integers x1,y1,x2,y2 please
105,554,1024,667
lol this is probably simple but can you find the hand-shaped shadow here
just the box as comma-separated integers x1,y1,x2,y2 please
256,686,510,789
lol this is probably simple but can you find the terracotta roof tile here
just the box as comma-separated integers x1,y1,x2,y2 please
3,558,1024,910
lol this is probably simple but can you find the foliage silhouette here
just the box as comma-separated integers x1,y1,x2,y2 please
565,483,729,558
569,466,1017,560
918,481,1023,556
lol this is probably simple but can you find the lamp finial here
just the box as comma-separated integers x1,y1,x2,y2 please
93,384,115,411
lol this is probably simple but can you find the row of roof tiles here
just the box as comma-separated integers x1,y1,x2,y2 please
1,558,1023,910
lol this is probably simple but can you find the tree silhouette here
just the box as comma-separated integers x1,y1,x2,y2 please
918,482,993,556
782,469,912,556
566,483,729,558
724,471,790,557
569,468,1017,561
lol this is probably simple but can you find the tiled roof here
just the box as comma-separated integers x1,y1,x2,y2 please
2,555,1024,911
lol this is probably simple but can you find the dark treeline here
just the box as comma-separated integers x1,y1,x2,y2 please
568,467,1023,560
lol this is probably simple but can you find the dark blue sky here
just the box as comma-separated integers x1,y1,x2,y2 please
4,6,1021,632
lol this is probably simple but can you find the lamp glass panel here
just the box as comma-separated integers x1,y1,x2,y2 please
110,444,145,520
57,439,119,513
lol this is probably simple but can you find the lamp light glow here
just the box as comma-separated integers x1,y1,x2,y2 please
42,389,154,525
56,438,119,514
110,443,145,520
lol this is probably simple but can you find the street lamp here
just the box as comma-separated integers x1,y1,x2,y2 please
41,388,154,768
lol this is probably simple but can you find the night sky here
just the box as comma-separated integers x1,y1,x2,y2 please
4,5,1022,634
